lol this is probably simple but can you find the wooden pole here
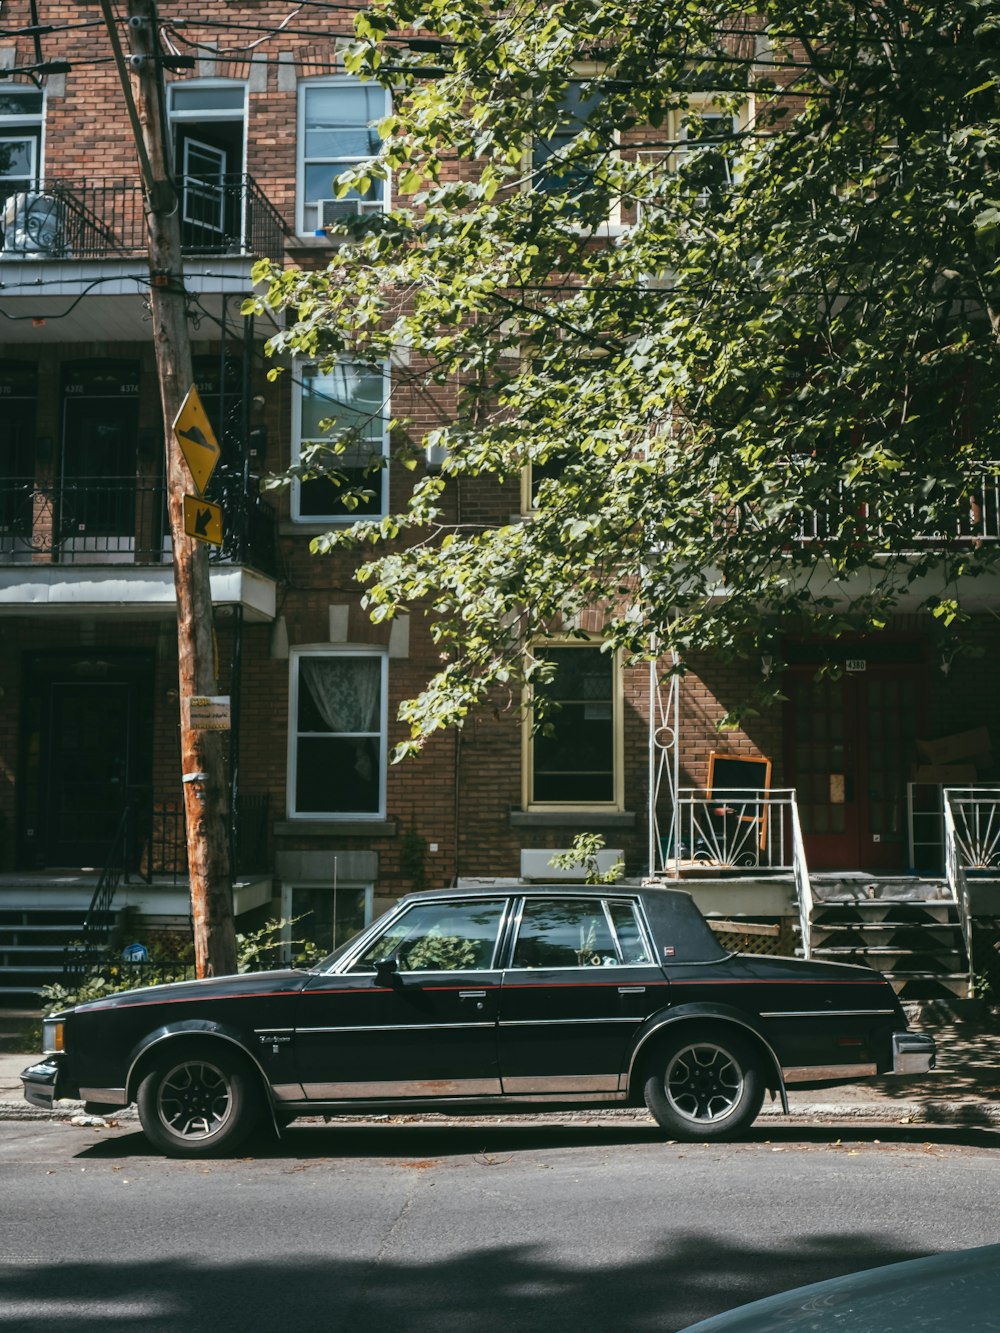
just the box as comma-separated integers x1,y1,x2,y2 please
114,0,237,977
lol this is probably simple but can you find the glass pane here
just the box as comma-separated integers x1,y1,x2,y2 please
304,164,383,203
296,736,380,814
607,901,652,964
0,92,43,116
290,886,368,954
512,897,619,969
353,899,506,971
299,469,384,518
533,648,614,803
305,127,381,159
0,137,35,180
305,83,384,128
171,86,245,111
300,365,384,442
297,655,381,734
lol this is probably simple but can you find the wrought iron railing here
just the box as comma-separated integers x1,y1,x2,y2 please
722,466,1000,547
0,475,277,577
124,788,272,886
0,175,288,265
62,790,272,982
63,803,133,982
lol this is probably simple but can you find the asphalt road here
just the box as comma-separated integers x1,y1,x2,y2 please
2,1117,1000,1333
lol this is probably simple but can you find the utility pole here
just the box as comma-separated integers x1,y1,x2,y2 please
104,0,237,977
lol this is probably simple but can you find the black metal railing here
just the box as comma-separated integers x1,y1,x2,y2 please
0,175,288,265
125,788,272,886
0,475,278,577
63,803,133,982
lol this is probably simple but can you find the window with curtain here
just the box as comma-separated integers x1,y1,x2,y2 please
298,80,388,234
290,652,386,816
293,360,388,522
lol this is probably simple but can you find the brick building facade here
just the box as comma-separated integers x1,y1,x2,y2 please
1,0,998,1002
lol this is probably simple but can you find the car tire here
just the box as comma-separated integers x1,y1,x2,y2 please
643,1027,765,1141
136,1041,263,1158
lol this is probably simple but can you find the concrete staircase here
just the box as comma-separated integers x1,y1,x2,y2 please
808,875,970,1000
0,879,96,1004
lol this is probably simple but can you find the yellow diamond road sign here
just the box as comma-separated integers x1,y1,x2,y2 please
173,385,220,496
183,494,224,546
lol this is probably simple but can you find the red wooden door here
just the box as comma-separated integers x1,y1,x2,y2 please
787,667,918,871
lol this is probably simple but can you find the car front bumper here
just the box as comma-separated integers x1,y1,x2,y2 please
892,1031,936,1075
21,1057,64,1110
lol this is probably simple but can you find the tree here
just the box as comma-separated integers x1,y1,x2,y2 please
249,0,1000,751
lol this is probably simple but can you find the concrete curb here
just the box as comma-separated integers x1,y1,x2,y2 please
1,1099,998,1128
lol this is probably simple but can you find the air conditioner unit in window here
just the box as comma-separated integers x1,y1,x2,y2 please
319,198,384,225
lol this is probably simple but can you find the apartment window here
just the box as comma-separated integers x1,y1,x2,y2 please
298,80,388,234
281,882,373,956
532,81,605,196
680,110,740,195
289,650,387,817
0,89,43,195
293,360,389,522
527,645,620,807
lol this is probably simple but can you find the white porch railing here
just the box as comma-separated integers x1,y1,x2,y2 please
655,787,814,957
941,787,991,1000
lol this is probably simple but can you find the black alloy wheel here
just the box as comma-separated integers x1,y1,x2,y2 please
136,1041,262,1158
643,1027,765,1140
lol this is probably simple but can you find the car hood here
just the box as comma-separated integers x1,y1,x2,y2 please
68,968,308,1015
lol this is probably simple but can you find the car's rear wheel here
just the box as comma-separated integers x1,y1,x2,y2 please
136,1042,262,1158
643,1027,765,1141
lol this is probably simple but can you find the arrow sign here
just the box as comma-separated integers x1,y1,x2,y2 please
173,385,221,495
183,494,223,546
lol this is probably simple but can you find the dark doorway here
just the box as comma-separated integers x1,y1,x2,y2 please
59,361,141,555
19,653,153,869
785,651,922,871
170,83,246,254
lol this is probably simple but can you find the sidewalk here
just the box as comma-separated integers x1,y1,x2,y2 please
1,1018,996,1127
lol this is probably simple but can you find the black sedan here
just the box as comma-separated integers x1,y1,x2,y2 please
23,885,935,1157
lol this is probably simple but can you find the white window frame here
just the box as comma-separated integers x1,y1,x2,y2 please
522,641,624,812
167,79,248,175
287,647,389,819
296,76,390,236
0,88,45,191
529,63,621,227
280,880,374,959
291,359,390,524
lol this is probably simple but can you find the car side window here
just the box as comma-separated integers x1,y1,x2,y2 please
351,899,506,972
606,900,653,964
511,898,620,969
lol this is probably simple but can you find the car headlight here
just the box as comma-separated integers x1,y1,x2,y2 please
41,1019,64,1055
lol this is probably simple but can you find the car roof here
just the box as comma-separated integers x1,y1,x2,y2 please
397,884,696,904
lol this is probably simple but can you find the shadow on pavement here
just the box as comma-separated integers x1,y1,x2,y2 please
71,1115,1000,1162
0,1229,937,1333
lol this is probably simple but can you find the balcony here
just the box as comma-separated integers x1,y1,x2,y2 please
0,175,287,265
0,474,278,620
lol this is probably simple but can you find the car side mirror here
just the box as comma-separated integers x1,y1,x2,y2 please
374,955,399,987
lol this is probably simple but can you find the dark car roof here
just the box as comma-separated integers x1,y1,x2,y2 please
397,883,696,902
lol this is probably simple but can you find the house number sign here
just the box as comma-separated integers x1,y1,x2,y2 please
845,659,867,672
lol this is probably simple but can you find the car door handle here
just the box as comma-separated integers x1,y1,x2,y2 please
459,990,487,999
618,986,646,994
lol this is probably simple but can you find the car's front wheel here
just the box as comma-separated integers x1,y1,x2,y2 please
643,1027,765,1141
136,1042,262,1158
